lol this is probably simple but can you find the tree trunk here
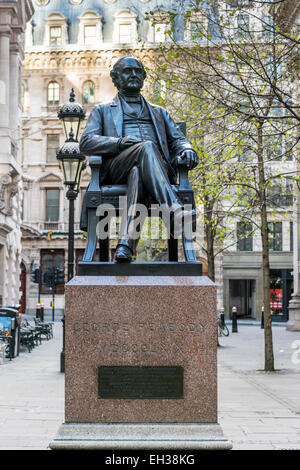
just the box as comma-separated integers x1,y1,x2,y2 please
257,122,275,372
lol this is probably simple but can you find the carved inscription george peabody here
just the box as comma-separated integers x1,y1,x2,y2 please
72,320,206,357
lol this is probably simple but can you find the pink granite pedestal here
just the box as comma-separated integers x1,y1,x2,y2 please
50,275,232,449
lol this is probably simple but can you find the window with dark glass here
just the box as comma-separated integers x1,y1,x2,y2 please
46,189,59,221
236,13,250,38
237,222,253,251
265,134,283,161
191,22,203,42
40,249,65,295
83,80,95,105
47,134,59,163
268,176,293,207
268,222,282,251
285,137,294,161
263,16,273,37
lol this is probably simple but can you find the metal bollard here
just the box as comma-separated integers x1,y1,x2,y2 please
36,303,41,319
261,306,264,329
220,307,225,327
40,303,44,322
232,306,238,333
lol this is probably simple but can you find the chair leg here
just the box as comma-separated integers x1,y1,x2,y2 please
99,217,110,261
168,237,178,262
99,238,110,261
83,209,97,262
182,220,197,262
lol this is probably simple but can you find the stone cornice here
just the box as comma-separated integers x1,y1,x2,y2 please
23,46,159,71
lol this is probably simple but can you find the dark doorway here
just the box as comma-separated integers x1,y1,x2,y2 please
229,279,256,318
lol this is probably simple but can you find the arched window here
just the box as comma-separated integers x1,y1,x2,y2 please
83,80,95,105
48,81,60,105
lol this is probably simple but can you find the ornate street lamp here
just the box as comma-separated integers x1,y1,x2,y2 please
57,90,86,373
57,88,86,142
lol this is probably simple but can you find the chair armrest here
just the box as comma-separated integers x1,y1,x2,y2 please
88,156,102,191
86,155,103,209
176,155,192,192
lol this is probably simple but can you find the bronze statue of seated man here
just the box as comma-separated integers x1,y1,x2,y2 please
79,56,198,262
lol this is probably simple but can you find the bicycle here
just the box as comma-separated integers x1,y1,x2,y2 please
217,313,229,337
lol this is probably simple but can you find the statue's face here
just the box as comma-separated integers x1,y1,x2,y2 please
115,58,145,94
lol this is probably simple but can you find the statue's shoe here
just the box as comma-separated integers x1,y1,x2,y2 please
115,244,133,263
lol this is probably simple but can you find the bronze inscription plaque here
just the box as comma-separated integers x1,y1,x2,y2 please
98,366,184,399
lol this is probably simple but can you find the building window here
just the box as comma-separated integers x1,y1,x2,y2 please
268,176,293,207
50,26,62,46
191,22,203,42
40,249,65,295
113,10,137,44
265,134,283,161
83,80,95,105
268,222,282,252
78,11,103,45
119,23,132,43
285,137,294,161
184,10,207,42
44,13,68,47
236,13,250,38
46,189,59,221
153,23,167,42
84,25,97,45
48,81,60,105
237,222,253,251
290,221,293,251
47,135,59,163
263,16,273,37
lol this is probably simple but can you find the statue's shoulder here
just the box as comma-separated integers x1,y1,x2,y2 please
94,99,116,109
146,99,170,115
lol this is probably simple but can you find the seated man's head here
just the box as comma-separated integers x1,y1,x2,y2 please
110,56,147,95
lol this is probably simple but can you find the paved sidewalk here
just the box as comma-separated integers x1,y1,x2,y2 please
218,324,300,450
0,322,64,450
0,322,299,450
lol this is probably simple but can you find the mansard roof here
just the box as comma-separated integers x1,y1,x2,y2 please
30,0,216,45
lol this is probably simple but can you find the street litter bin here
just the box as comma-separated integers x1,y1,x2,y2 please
0,308,21,358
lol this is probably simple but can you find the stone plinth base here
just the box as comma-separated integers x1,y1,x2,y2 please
49,423,232,450
50,274,231,450
287,295,300,331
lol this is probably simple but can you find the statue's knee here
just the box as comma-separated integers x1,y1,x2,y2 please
139,141,158,161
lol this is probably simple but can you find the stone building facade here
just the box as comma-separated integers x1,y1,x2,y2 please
0,0,34,308
21,0,299,322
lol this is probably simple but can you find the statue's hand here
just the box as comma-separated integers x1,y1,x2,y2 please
179,150,199,170
119,136,143,151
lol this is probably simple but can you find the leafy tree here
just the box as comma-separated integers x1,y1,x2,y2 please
146,0,300,371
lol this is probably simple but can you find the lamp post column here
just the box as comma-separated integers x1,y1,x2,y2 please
67,184,77,281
